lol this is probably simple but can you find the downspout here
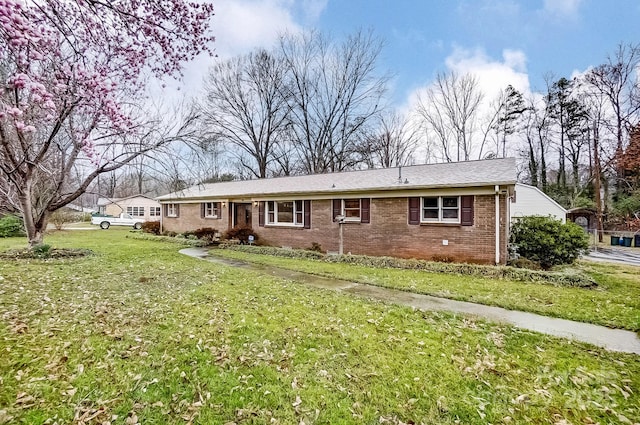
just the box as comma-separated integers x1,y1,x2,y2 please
506,190,513,263
495,185,500,265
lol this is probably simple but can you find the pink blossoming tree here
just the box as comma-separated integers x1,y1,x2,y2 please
0,0,214,246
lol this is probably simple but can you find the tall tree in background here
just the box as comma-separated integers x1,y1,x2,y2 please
586,43,640,193
416,72,483,162
527,94,553,191
494,85,528,158
582,85,610,240
202,50,290,178
0,0,214,246
546,77,572,190
279,30,387,173
547,77,590,200
358,111,418,168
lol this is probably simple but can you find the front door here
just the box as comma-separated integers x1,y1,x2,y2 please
233,203,252,228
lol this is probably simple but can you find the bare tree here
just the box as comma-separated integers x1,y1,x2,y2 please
523,94,554,191
586,43,640,192
582,84,610,240
416,72,484,162
201,50,290,178
358,111,418,168
279,29,387,173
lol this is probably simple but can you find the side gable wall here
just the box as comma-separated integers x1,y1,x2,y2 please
104,196,162,221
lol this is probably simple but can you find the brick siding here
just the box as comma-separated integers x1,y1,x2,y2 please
163,195,509,264
162,203,228,234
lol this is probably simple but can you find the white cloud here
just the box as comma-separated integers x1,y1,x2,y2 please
402,47,534,161
300,0,328,22
542,0,583,17
154,0,306,103
444,46,531,99
213,0,302,58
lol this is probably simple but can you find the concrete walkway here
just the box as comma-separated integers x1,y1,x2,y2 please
585,247,640,267
180,247,640,355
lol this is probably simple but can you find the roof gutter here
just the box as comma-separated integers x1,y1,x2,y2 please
156,181,518,203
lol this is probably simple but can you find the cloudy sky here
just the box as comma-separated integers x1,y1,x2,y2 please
170,0,639,108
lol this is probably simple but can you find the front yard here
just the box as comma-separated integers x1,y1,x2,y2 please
212,247,640,332
1,229,639,424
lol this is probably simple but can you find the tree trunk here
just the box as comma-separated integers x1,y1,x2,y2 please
593,123,604,242
527,138,538,187
539,138,548,192
19,191,48,247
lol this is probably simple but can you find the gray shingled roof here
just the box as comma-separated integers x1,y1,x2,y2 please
156,158,516,201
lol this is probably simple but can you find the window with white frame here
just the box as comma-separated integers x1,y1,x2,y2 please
149,207,161,217
127,206,145,217
421,196,460,223
343,199,361,220
167,203,178,217
266,200,304,226
204,202,220,218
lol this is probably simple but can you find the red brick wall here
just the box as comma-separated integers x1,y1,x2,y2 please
163,195,509,264
162,203,228,234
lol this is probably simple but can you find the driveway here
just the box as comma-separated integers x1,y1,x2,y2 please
585,246,640,266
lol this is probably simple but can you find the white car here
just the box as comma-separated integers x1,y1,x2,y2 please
91,213,144,230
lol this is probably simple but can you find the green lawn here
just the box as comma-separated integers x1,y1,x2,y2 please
1,229,639,424
212,248,640,332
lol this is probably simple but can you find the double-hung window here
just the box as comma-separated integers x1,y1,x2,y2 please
332,198,370,223
167,203,178,217
342,199,361,220
266,200,304,226
127,206,145,217
204,202,220,218
150,207,161,217
422,196,460,223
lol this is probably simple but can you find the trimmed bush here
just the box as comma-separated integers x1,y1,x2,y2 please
508,257,542,270
223,226,258,244
0,215,25,238
510,216,589,270
308,242,323,252
191,227,219,243
219,244,325,260
141,221,161,235
126,233,208,247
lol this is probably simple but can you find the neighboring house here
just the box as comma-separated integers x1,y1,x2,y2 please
157,158,517,265
567,208,596,232
510,183,567,223
62,203,96,214
96,195,161,221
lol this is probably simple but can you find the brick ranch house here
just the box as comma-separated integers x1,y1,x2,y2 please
156,158,517,265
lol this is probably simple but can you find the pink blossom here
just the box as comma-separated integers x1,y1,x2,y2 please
8,73,29,89
7,107,23,117
0,0,214,196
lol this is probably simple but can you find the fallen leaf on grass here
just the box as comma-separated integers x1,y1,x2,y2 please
0,409,15,424
512,394,530,404
125,413,139,424
14,392,35,407
292,395,302,407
